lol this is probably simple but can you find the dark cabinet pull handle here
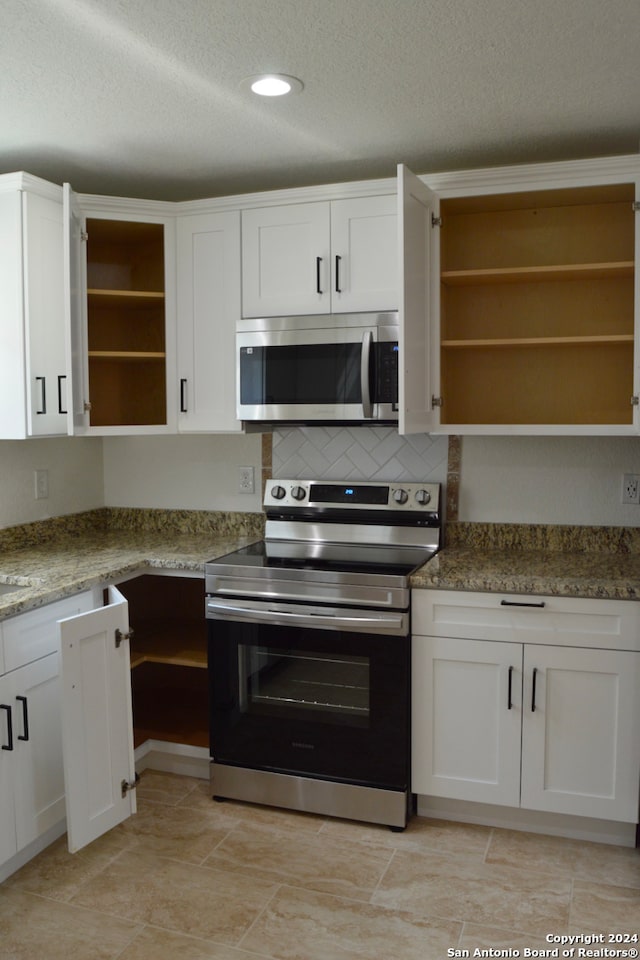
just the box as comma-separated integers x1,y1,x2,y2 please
500,599,546,609
16,696,29,742
35,376,46,415
180,378,188,413
335,255,342,293
531,667,538,712
1,704,13,751
57,375,67,415
507,666,513,710
316,256,323,294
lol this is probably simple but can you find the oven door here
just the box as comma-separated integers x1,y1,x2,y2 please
236,320,398,422
207,599,409,791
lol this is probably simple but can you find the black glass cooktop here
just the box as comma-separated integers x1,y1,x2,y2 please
207,540,434,578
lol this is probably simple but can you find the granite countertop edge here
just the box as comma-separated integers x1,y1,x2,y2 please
0,507,265,621
411,526,640,601
2,511,640,619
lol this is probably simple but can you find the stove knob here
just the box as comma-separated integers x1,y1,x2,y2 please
291,485,306,501
415,489,431,505
270,485,286,500
393,488,409,505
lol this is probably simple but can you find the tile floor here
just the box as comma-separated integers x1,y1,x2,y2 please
1,770,639,959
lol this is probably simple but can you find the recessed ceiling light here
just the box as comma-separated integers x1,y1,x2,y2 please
243,74,303,97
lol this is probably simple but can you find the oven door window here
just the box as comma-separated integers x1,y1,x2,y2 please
209,619,409,791
242,646,369,727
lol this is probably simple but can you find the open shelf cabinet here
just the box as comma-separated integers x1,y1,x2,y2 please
437,182,637,426
86,219,167,427
117,575,208,749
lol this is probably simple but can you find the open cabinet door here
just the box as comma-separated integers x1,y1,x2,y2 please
62,183,89,434
397,164,439,435
59,586,136,852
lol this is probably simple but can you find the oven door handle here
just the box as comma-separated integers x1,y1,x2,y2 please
361,330,373,419
206,600,405,633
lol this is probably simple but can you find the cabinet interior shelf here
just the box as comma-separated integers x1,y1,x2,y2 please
88,351,166,360
130,622,207,670
442,334,635,349
88,288,165,302
441,261,634,286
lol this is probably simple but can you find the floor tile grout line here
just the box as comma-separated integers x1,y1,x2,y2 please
368,845,400,901
234,880,283,956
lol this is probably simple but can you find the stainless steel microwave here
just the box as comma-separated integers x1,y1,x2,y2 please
236,312,399,424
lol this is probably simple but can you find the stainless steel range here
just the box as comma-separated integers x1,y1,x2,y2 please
205,478,441,830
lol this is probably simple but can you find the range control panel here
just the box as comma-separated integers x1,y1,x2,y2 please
263,479,440,513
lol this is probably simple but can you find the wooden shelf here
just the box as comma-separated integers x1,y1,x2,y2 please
441,261,635,286
130,621,207,670
442,334,635,349
131,661,208,749
88,350,166,360
88,288,165,299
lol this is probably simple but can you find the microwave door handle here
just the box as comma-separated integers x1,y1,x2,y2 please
361,330,373,419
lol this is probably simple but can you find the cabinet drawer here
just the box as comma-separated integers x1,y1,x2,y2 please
412,589,640,651
3,592,94,672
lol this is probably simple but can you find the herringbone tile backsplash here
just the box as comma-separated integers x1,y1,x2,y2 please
273,427,448,483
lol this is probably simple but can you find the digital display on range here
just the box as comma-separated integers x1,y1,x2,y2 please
310,484,389,505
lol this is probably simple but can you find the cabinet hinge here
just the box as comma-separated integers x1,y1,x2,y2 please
80,230,88,242
83,400,92,412
631,396,639,406
431,395,443,408
633,202,640,213
121,773,140,798
431,215,443,228
115,627,134,649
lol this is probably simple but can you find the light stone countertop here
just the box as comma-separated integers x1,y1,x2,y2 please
411,522,640,601
3,512,640,619
0,508,264,621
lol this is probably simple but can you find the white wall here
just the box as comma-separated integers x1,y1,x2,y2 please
102,434,263,512
0,437,104,529
3,433,640,529
459,436,640,526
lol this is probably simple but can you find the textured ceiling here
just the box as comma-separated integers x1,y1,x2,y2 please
2,0,640,201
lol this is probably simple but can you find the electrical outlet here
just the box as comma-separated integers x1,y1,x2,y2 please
34,469,49,500
238,465,255,494
622,473,640,504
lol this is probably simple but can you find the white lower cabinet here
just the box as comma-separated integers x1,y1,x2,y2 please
59,585,136,852
412,590,640,824
0,592,94,874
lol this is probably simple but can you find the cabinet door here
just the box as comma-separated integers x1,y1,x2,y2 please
0,674,18,864
0,190,26,438
59,586,136,852
241,202,330,317
397,164,439,435
11,652,66,850
177,210,243,432
0,185,67,439
412,635,522,805
330,196,397,313
521,645,640,821
63,183,90,433
23,191,67,436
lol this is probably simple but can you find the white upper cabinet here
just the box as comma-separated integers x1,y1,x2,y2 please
397,164,439,435
0,175,68,439
64,185,177,435
241,194,397,317
400,155,640,436
176,210,243,432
